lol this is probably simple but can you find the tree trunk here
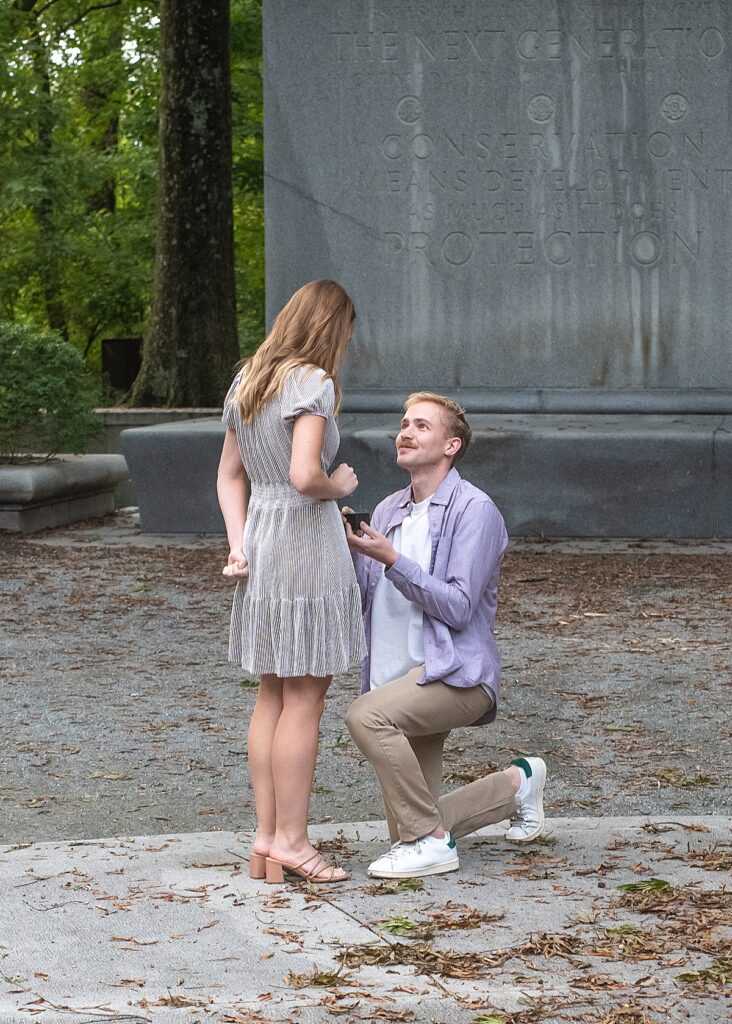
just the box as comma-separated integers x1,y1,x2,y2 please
129,0,239,407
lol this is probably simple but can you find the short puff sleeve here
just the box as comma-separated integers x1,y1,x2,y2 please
222,372,243,429
281,367,335,425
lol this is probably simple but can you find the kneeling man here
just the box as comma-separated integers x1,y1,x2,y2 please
345,392,546,879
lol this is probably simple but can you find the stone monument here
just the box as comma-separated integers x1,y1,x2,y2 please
265,0,730,394
263,0,731,536
125,0,732,536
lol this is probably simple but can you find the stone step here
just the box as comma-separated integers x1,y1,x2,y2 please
121,415,731,537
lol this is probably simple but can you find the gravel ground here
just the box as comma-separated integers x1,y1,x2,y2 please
0,513,730,843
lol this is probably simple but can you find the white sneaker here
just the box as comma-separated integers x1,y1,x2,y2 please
367,832,459,878
505,757,547,842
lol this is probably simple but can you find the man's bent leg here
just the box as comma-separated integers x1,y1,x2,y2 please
381,731,449,845
439,769,517,841
346,671,490,843
434,695,525,839
411,732,449,808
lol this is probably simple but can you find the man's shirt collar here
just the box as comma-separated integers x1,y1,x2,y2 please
399,466,461,506
386,468,461,536
397,466,461,508
431,466,461,506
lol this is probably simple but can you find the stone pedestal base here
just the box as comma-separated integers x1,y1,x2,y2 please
122,420,227,534
92,407,222,506
341,414,732,539
0,455,130,533
121,415,731,538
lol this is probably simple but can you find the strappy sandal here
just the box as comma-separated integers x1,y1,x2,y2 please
249,852,267,879
265,850,349,884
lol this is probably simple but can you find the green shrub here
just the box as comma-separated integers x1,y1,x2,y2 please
0,320,101,460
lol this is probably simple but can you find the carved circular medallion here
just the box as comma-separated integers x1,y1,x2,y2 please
661,93,689,122
630,231,662,266
527,94,555,123
396,96,422,124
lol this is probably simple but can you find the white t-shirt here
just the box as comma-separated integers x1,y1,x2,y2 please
369,494,433,689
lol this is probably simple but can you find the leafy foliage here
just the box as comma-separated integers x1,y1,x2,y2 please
0,0,264,377
0,319,100,458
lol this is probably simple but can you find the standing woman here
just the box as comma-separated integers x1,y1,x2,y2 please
217,280,366,883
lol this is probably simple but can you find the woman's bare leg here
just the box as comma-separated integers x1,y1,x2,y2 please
247,674,283,857
268,674,345,876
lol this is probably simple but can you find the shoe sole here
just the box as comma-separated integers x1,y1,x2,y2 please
367,858,459,879
506,757,546,843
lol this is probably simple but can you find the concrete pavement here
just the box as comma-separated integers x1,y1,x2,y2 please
1,815,730,1024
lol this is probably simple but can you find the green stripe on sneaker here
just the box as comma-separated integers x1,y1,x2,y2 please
447,833,456,849
511,757,532,777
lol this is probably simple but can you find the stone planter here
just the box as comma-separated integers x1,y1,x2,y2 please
0,454,129,533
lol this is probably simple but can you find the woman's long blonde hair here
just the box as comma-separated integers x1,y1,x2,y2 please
235,280,356,422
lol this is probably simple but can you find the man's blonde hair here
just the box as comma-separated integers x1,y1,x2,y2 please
404,391,472,463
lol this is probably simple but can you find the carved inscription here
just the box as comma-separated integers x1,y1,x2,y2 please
328,4,728,272
265,0,732,391
329,27,726,63
383,228,700,268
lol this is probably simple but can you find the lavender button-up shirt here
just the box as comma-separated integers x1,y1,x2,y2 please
352,468,508,726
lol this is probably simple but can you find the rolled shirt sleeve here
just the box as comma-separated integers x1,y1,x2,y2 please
383,499,508,631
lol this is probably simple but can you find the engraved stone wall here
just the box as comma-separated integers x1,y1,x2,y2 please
264,0,732,396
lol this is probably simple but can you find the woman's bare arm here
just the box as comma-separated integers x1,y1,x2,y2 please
290,415,357,500
217,429,249,576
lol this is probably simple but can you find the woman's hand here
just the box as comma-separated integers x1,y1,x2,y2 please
329,463,358,498
222,548,249,579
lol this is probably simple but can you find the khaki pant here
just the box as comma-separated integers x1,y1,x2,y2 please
346,666,517,843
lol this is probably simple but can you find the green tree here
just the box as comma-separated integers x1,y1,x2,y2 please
0,0,264,395
231,0,263,355
0,0,159,357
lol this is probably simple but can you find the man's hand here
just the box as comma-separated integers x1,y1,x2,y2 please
341,505,368,538
346,521,398,567
222,548,249,579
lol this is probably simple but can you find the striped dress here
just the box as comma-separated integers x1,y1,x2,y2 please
222,365,367,678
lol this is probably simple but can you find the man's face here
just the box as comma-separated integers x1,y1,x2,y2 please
395,401,459,470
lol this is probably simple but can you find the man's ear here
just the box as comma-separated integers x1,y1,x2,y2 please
446,437,461,458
